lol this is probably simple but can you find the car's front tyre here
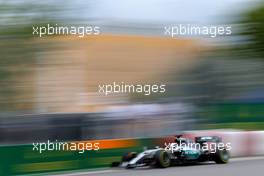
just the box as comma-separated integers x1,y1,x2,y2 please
155,150,171,168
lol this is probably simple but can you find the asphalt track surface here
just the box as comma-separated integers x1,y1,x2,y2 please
55,157,264,176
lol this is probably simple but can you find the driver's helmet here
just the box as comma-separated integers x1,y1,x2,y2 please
175,137,187,145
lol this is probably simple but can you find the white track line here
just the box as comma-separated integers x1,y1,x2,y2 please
52,169,120,176
231,156,264,162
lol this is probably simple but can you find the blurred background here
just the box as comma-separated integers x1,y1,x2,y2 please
2,0,264,175
0,0,264,143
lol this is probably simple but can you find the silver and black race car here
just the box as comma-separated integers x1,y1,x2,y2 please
112,135,230,169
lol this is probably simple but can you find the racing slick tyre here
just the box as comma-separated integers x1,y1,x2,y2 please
214,149,230,164
122,152,138,162
155,150,171,168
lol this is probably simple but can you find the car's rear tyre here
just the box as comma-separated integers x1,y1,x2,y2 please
122,152,138,162
214,149,230,164
155,150,171,168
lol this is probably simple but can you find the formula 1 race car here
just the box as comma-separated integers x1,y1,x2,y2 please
112,135,230,169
